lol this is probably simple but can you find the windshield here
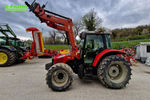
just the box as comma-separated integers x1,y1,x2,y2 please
85,35,104,50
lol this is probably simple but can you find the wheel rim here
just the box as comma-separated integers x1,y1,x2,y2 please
52,69,69,87
108,65,120,78
0,52,8,64
107,61,128,83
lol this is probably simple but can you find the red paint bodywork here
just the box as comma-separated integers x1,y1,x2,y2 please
54,50,80,64
92,49,125,67
53,49,125,67
26,27,39,56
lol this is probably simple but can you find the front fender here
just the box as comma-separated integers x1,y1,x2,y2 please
92,49,125,67
45,62,53,70
0,46,17,52
9,47,17,51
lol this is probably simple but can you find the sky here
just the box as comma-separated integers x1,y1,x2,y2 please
0,0,150,40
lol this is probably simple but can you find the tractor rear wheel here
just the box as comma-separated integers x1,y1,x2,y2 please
46,63,73,91
0,49,16,67
97,55,131,89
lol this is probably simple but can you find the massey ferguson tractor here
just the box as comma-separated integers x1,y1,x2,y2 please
25,0,132,91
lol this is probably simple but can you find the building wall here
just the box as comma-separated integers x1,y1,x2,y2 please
140,45,150,58
136,44,150,59
135,46,140,59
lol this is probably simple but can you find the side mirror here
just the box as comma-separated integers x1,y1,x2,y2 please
80,32,86,39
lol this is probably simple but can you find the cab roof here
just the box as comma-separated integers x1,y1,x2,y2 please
81,31,110,35
80,31,110,39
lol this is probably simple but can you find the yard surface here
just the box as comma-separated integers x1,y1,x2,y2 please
0,58,150,100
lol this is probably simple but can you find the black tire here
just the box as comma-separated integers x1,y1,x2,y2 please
16,59,26,64
97,55,131,89
77,64,84,79
0,49,16,67
15,53,26,64
46,63,73,91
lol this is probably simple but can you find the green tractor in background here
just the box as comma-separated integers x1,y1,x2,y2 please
0,24,27,67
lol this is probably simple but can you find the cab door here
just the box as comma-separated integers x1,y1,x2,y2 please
83,34,104,64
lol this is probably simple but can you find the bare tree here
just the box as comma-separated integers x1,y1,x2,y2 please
49,31,57,44
43,37,52,45
57,30,68,44
73,20,82,37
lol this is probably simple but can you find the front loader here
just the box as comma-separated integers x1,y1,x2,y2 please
25,0,132,91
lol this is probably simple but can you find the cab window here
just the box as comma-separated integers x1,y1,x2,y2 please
105,35,112,49
85,35,104,50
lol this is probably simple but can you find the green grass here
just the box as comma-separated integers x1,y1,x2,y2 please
45,39,150,50
45,45,70,50
112,39,150,49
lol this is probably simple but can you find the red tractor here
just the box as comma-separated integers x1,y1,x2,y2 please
25,0,132,91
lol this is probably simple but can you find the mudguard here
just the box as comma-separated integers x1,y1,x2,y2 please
0,46,17,52
45,62,53,70
92,49,125,67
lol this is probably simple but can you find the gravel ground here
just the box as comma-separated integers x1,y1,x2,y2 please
0,58,150,100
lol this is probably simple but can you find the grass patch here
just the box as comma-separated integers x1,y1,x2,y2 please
112,39,150,49
45,39,150,50
45,45,70,50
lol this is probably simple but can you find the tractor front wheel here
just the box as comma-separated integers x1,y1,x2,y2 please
97,55,131,89
0,49,16,67
46,63,73,91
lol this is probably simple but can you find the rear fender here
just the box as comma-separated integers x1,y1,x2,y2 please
92,49,125,67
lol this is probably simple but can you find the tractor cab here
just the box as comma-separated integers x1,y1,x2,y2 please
79,31,112,64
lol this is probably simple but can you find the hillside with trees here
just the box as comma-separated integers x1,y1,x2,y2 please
111,25,150,42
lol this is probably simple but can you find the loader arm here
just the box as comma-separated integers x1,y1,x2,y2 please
25,1,78,58
0,24,17,38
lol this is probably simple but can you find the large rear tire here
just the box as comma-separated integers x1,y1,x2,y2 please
97,55,131,89
46,63,73,91
0,49,16,67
